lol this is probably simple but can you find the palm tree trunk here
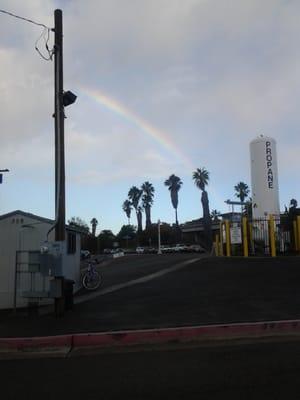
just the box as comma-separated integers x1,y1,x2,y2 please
137,210,143,232
145,206,151,230
175,208,178,225
201,190,212,249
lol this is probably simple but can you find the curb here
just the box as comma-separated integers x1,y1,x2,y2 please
1,319,300,355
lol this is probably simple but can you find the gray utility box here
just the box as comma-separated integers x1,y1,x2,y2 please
40,241,65,276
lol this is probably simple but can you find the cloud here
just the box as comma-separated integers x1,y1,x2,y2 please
1,0,300,229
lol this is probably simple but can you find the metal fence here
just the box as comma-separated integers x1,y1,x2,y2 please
217,216,299,257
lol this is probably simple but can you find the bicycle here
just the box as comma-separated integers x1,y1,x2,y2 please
82,261,102,290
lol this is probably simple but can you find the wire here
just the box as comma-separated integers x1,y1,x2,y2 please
0,8,54,61
35,26,54,60
0,8,51,29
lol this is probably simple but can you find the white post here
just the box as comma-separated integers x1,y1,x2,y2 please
157,219,162,254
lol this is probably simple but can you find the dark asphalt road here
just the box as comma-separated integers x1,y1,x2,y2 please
1,255,300,337
2,338,300,399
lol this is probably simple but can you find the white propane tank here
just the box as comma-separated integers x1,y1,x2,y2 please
250,135,280,219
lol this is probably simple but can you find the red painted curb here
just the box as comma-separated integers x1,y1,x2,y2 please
0,334,72,350
1,320,300,351
72,319,300,348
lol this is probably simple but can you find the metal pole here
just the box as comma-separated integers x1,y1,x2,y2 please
157,220,162,254
54,9,65,242
242,217,249,257
225,220,231,256
269,215,276,257
53,9,65,317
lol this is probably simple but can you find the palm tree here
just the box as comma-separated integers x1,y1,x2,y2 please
122,200,132,224
164,174,183,225
192,167,212,248
90,218,98,237
128,186,143,232
210,209,221,221
234,181,250,217
290,198,298,209
141,181,155,229
234,182,250,203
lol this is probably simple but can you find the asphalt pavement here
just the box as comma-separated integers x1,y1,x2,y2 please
2,337,300,399
1,255,300,338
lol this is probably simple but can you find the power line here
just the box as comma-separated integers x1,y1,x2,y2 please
0,8,51,29
0,8,54,61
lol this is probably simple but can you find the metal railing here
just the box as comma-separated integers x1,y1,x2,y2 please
215,215,300,257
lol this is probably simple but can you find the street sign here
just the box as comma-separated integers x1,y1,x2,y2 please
230,223,242,244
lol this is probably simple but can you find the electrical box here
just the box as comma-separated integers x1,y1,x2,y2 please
40,241,66,276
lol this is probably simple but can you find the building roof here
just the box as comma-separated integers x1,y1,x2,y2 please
0,210,84,233
181,218,220,233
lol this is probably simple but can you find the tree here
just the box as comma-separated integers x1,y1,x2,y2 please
234,182,250,203
234,181,250,217
117,224,136,248
68,216,89,233
192,167,212,248
97,229,116,250
141,181,155,229
244,198,253,219
128,186,143,232
90,218,98,237
210,209,221,221
122,200,132,224
117,224,136,239
137,206,143,233
164,174,183,225
290,198,298,209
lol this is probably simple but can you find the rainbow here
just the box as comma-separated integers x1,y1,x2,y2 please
79,87,194,171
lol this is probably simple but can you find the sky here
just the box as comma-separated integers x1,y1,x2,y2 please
0,0,300,235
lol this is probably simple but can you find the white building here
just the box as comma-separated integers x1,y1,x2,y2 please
0,210,81,310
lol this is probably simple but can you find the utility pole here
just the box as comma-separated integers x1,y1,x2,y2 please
53,9,65,317
54,9,65,242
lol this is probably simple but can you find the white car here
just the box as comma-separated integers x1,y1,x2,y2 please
136,247,145,254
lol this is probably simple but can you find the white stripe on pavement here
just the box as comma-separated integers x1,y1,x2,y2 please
75,257,204,304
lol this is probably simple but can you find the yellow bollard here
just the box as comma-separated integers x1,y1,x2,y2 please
297,216,300,253
215,234,220,256
219,222,224,256
242,217,249,257
269,215,276,257
293,221,298,251
225,220,231,257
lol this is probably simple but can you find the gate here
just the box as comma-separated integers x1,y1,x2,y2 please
216,215,300,257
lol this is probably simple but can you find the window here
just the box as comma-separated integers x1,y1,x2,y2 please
67,232,76,254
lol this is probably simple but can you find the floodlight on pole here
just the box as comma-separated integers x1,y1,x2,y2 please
63,90,77,107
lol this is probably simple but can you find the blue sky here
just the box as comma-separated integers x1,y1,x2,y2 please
1,0,300,235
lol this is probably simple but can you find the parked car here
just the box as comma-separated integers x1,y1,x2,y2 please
111,248,124,254
103,248,112,254
80,250,91,260
174,244,189,252
144,247,157,254
160,245,174,253
187,244,206,253
136,247,145,254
